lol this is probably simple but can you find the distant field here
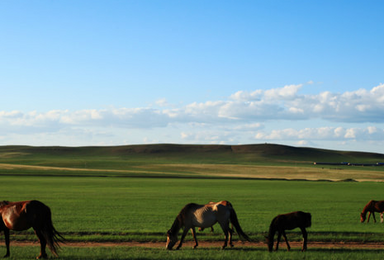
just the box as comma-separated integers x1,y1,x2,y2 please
1,144,384,181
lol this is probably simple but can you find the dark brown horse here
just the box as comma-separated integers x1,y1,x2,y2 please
166,200,250,250
267,211,311,252
360,200,384,223
0,200,64,259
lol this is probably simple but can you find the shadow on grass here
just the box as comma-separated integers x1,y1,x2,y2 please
309,247,384,253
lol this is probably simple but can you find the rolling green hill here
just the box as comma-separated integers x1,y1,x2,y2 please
1,143,383,164
0,143,383,181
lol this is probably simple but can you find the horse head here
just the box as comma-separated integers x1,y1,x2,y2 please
266,236,273,252
166,229,178,250
360,212,366,223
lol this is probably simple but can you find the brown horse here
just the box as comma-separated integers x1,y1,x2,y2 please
267,211,311,252
0,200,64,259
166,200,250,250
360,200,384,223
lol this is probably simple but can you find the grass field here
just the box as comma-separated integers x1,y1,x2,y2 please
1,176,384,259
6,245,384,260
1,144,384,259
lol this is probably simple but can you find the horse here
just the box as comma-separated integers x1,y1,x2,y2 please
166,200,250,250
0,200,64,259
267,211,311,252
360,200,384,223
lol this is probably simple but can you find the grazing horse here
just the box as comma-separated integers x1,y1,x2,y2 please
0,200,64,259
267,211,311,252
166,200,250,250
360,200,384,223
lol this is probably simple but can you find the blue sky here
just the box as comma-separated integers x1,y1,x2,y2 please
1,1,384,153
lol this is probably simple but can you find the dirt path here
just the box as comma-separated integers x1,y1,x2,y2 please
4,240,384,250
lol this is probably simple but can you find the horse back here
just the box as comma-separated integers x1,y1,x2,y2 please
213,200,232,207
182,203,227,228
372,200,384,211
0,200,50,231
0,201,32,231
273,211,311,230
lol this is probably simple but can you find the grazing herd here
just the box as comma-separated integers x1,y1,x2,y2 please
0,199,383,258
166,201,311,252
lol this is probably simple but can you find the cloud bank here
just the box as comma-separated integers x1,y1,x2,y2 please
1,83,384,152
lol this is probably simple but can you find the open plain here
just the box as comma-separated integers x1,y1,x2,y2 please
1,144,384,259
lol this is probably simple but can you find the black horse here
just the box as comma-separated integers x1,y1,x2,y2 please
267,211,311,252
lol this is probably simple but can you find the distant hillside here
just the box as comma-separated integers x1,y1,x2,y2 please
2,143,384,181
1,143,384,166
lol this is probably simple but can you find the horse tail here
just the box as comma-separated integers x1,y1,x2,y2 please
267,216,278,252
229,207,251,242
40,204,65,257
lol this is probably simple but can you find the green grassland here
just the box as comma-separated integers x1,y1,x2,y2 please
1,176,384,238
1,144,384,259
7,245,384,260
2,176,384,259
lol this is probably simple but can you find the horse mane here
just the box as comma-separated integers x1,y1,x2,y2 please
169,203,198,234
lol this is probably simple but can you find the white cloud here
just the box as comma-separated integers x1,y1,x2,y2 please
254,126,384,141
264,84,303,100
155,98,170,107
233,123,263,131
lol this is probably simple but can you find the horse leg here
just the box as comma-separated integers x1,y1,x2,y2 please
228,225,234,248
275,231,281,251
282,231,290,251
300,227,308,252
176,228,189,250
372,212,376,223
34,229,48,259
190,228,199,249
367,212,371,222
219,223,229,249
381,213,384,223
3,229,10,258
